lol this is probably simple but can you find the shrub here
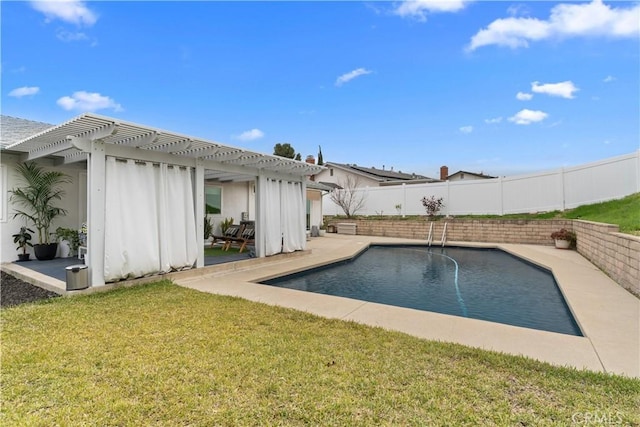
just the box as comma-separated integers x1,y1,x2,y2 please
421,196,444,218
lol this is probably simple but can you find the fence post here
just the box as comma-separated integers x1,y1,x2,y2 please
499,176,504,215
561,167,566,211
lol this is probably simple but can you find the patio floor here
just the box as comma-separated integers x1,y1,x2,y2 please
2,234,638,378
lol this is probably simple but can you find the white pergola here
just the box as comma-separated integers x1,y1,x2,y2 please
7,113,323,286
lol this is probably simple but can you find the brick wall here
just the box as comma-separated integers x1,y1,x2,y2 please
326,218,639,297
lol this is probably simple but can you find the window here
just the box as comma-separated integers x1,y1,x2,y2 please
306,199,311,230
205,186,222,214
330,168,334,177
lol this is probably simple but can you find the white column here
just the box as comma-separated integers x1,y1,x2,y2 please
255,170,267,258
88,140,106,287
300,179,307,250
195,159,205,268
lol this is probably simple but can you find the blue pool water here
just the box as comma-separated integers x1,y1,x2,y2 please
261,246,582,336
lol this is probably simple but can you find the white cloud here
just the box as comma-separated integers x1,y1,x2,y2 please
603,75,616,83
393,0,473,21
30,0,97,26
468,0,640,51
459,125,473,134
508,109,548,125
56,29,89,42
516,92,533,101
335,68,372,86
531,80,578,99
235,129,265,141
484,117,502,124
57,91,122,112
9,86,40,98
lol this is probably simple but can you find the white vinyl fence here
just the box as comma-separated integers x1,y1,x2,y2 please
324,151,640,216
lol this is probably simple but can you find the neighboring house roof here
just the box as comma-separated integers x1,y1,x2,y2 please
306,180,334,192
1,115,54,148
318,181,342,190
448,170,496,180
324,162,436,183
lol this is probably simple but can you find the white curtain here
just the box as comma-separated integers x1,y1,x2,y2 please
158,164,198,271
281,181,305,252
104,158,197,282
264,178,282,256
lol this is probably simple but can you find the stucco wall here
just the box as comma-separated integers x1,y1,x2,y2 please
325,217,639,296
1,154,83,263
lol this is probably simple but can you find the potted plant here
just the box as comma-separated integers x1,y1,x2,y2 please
204,216,213,245
551,228,576,249
318,222,326,237
12,226,34,262
55,227,81,257
10,162,71,260
219,217,234,234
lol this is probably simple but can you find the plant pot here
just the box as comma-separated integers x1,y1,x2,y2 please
554,239,571,249
319,230,326,237
34,243,58,260
16,253,31,262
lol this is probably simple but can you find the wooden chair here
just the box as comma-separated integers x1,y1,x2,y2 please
223,226,255,253
211,225,241,248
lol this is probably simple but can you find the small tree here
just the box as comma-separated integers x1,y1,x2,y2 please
317,145,324,166
274,143,296,159
294,153,302,161
330,175,366,218
421,195,444,218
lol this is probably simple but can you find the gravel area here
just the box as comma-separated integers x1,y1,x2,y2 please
1,271,60,308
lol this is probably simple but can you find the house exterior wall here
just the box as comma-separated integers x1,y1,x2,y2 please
307,189,323,231
1,154,83,263
206,181,255,234
447,173,490,181
313,166,379,188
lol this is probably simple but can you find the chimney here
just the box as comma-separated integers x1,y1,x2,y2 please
305,155,315,164
440,166,449,181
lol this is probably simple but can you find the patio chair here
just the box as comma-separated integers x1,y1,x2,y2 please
223,225,255,253
211,225,241,248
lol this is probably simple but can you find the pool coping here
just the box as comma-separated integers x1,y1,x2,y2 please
175,234,639,378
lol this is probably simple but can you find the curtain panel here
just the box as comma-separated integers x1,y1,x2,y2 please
104,158,197,282
264,178,306,256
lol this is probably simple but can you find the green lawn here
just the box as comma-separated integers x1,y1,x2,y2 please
560,193,640,234
204,245,242,257
2,281,639,426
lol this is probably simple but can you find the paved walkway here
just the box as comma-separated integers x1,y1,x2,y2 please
174,234,639,378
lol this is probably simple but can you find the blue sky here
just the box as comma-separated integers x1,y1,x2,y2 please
2,0,639,177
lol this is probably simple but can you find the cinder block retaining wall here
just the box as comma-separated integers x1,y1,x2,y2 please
573,221,639,297
326,218,639,297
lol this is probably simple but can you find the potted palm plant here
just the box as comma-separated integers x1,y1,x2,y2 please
12,226,34,262
10,162,71,260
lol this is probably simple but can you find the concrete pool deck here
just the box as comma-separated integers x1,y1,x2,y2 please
174,234,639,378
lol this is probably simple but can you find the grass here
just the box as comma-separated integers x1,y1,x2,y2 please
560,193,640,234
2,281,639,426
204,245,242,257
331,193,640,234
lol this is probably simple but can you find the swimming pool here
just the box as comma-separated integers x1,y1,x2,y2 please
261,245,582,336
